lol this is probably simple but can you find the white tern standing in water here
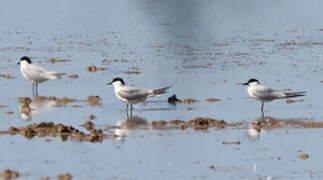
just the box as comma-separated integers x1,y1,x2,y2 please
18,56,65,96
107,77,171,114
242,79,306,118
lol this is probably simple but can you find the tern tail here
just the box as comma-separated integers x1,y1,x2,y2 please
150,86,172,97
284,91,306,98
49,72,66,79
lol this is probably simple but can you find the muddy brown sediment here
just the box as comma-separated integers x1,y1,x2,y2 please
0,74,14,79
86,66,106,72
6,111,14,115
0,170,20,180
57,97,78,104
249,117,323,129
205,98,221,103
188,117,227,130
180,98,199,104
152,121,167,128
81,121,95,131
88,114,96,120
169,120,186,126
57,173,72,180
299,153,309,160
222,141,241,145
151,117,227,130
286,99,304,104
67,74,79,79
86,96,102,107
125,71,141,75
47,59,69,63
0,122,108,143
150,116,323,131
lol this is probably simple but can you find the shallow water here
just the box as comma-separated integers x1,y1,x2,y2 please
0,0,323,179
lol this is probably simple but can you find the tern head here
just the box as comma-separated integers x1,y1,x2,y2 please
107,77,125,86
243,79,259,86
18,56,32,65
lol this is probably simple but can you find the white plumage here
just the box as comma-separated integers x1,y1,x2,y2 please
108,77,171,112
243,79,305,117
18,56,65,96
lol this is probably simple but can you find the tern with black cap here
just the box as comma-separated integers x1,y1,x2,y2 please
242,78,306,118
18,56,65,96
107,77,171,113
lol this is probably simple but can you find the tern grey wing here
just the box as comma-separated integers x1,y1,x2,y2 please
270,90,287,99
117,87,151,101
251,85,284,101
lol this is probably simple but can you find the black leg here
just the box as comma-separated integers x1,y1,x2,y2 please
261,102,264,120
130,104,133,117
32,82,35,97
126,110,129,118
35,83,38,97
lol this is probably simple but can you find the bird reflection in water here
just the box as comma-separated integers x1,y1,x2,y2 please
248,123,267,140
247,116,273,140
19,97,58,121
113,115,149,141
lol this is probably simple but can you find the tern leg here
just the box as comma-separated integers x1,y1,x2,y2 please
32,82,35,97
261,102,264,120
130,104,133,117
35,83,39,97
126,103,129,112
126,110,129,118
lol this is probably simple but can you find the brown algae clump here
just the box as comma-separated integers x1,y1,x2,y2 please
222,141,241,145
6,111,14,115
18,97,32,104
88,114,97,120
125,71,141,75
0,169,20,180
86,96,102,106
84,129,106,143
81,121,95,131
57,97,78,104
152,121,167,128
67,74,79,79
57,173,72,180
286,99,304,104
299,153,309,160
205,98,221,102
47,59,69,63
208,165,215,170
0,74,14,79
151,117,227,130
180,98,198,104
188,117,227,130
86,66,106,72
3,122,108,143
169,120,186,125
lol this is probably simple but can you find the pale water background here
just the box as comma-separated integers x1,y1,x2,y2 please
0,0,323,179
